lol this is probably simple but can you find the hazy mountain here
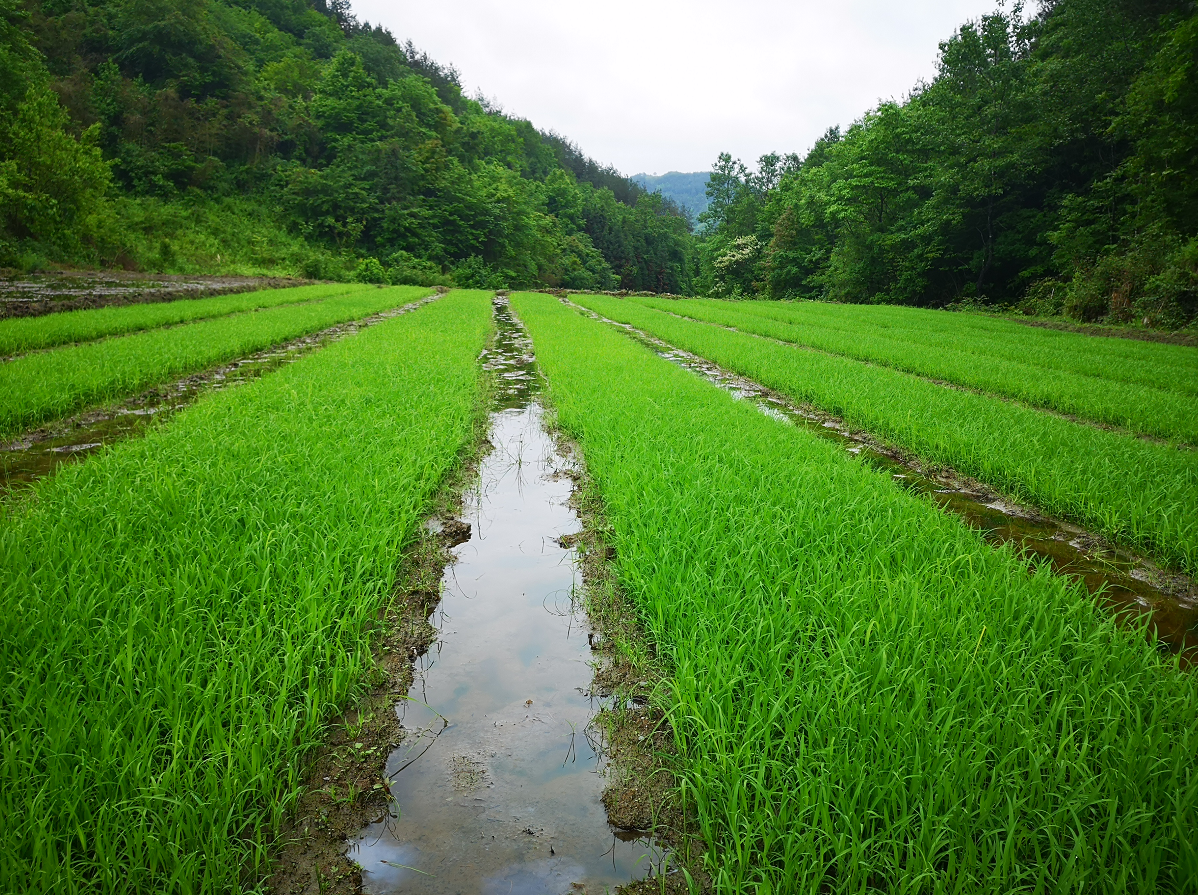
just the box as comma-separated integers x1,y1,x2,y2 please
632,171,711,219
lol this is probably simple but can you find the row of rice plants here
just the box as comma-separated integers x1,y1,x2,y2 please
630,296,1198,443
0,289,494,894
704,296,1198,397
0,283,371,357
0,285,430,438
511,291,1198,893
573,294,1198,576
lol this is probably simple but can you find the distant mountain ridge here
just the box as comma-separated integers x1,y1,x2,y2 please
632,171,711,219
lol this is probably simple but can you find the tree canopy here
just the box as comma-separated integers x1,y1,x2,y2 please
0,0,694,291
698,0,1198,327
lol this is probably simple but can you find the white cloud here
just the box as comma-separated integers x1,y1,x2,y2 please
350,0,1003,175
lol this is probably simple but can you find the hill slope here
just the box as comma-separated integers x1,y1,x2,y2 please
0,0,694,293
632,171,710,219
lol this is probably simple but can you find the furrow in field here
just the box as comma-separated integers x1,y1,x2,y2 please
716,297,1198,394
1,292,441,492
574,298,1196,661
0,289,495,895
0,285,433,439
630,296,1198,443
573,293,1198,577
511,290,1198,893
0,282,371,357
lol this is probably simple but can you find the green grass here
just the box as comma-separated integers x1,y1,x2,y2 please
0,289,494,894
573,294,1198,576
727,298,1198,394
0,283,370,356
0,286,431,438
631,296,1198,443
511,290,1198,893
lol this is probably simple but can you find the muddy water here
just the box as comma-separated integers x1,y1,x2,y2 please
571,303,1197,665
0,295,438,492
348,298,663,893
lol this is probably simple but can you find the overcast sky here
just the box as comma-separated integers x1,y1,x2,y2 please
351,0,1004,176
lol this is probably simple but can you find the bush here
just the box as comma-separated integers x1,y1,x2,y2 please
352,256,387,284
300,251,347,281
452,255,508,289
1140,238,1198,329
1017,279,1066,317
385,251,452,287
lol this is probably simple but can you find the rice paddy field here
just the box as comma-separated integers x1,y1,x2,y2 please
1,285,1197,894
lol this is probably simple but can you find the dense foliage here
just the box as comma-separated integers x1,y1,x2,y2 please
697,0,1198,327
0,0,693,291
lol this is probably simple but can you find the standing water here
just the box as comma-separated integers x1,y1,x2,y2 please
348,297,663,893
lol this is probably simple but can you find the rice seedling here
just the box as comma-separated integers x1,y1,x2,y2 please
573,293,1198,576
630,296,1198,442
0,285,431,438
0,289,493,894
0,283,372,356
681,296,1198,396
511,290,1198,893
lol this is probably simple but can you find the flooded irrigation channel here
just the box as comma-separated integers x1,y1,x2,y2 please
570,300,1198,667
348,296,664,893
0,294,438,492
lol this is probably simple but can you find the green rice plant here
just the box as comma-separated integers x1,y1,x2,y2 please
630,296,1198,442
511,290,1198,894
0,289,494,894
701,297,1198,396
0,283,371,356
575,294,1198,576
0,286,431,438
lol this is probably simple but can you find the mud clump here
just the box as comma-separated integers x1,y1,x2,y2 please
0,271,310,320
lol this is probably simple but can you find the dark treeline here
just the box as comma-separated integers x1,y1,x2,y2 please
0,0,693,291
697,0,1198,327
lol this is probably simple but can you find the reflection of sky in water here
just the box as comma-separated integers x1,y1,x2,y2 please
351,299,666,894
481,858,587,895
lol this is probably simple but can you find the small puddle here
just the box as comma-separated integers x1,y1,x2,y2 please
347,297,665,893
0,295,438,493
573,302,1197,666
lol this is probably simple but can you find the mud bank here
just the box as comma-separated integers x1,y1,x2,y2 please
0,271,309,319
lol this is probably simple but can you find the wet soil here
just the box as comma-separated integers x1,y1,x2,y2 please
0,294,438,493
345,297,670,894
570,299,1198,668
1012,316,1198,347
0,270,311,319
565,461,712,894
620,297,1194,449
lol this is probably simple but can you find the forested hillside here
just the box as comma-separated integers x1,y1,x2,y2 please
2,0,1194,325
698,0,1198,328
0,0,693,291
